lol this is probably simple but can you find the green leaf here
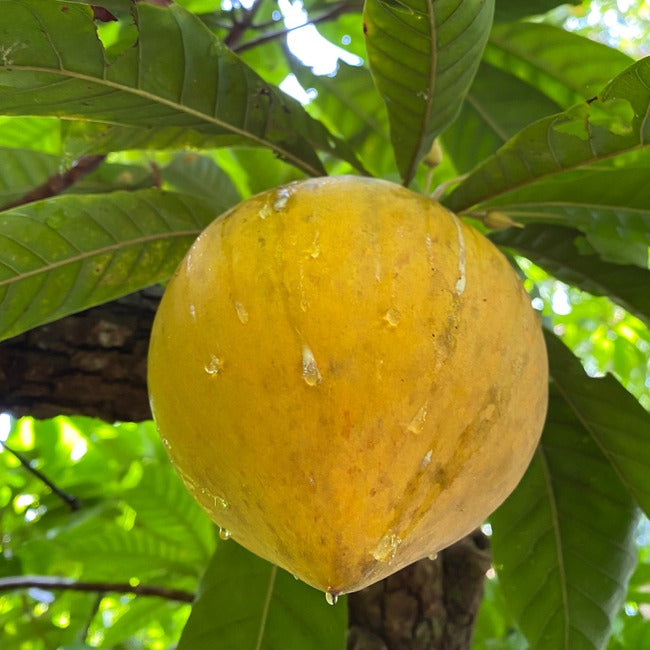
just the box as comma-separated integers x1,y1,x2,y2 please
100,598,185,648
485,23,632,108
442,61,561,174
491,370,640,648
478,167,650,267
177,541,347,650
545,332,650,518
161,153,241,206
494,0,580,22
292,60,394,178
445,57,650,212
0,0,359,175
62,526,201,580
363,0,494,184
490,224,650,324
124,462,215,565
0,189,221,341
0,116,61,152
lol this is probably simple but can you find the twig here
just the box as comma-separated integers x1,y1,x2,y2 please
0,154,106,212
0,575,195,603
225,0,266,49
80,593,103,643
0,440,82,511
233,1,362,54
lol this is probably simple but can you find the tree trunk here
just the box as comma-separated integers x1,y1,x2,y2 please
0,291,491,649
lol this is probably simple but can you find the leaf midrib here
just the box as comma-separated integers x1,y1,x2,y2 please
449,139,648,212
552,377,647,515
254,565,277,650
537,445,570,649
3,64,322,177
0,228,199,288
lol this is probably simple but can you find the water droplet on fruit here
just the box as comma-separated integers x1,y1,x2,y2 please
421,449,433,469
219,527,231,540
384,307,402,327
293,574,300,580
325,590,339,605
189,304,196,321
301,344,322,386
259,204,271,220
372,532,402,563
234,301,249,324
161,438,171,450
306,231,320,258
428,553,438,561
273,187,291,211
204,355,223,376
408,402,428,435
453,216,466,295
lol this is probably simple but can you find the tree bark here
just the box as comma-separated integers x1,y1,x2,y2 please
0,288,160,422
348,531,491,650
0,291,491,649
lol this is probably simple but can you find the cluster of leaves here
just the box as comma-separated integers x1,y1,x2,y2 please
0,416,213,648
0,0,649,648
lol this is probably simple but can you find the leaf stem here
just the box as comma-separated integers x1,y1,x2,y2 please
0,440,82,511
0,575,195,603
0,155,106,212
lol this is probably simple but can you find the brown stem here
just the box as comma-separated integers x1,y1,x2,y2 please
233,1,362,54
0,575,194,603
225,0,267,49
0,440,82,511
0,155,106,212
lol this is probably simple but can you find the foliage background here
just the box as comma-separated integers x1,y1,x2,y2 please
0,0,649,648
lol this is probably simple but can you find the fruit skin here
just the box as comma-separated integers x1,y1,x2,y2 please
148,175,548,595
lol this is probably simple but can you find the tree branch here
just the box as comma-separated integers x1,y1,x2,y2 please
232,1,362,54
0,575,195,603
0,440,82,511
0,154,106,212
224,0,266,49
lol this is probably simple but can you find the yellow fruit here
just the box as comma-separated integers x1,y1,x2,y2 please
147,175,548,598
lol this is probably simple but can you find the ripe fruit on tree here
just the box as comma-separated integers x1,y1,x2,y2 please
147,175,548,598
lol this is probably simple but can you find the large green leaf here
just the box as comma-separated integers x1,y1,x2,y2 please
493,0,580,22
177,541,347,650
64,526,202,580
124,463,215,565
0,189,222,342
491,224,650,324
442,61,561,174
161,152,241,206
0,0,359,175
545,332,650,517
363,0,494,184
292,60,394,178
445,57,650,212
480,167,650,267
485,23,632,108
0,117,61,152
491,341,641,648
